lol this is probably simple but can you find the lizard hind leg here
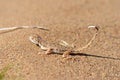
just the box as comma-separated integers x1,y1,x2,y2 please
62,50,72,58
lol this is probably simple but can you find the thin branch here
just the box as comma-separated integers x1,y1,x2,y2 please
0,26,49,31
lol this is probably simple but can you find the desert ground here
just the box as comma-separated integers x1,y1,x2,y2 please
0,0,120,80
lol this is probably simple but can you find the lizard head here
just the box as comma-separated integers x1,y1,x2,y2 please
29,34,43,46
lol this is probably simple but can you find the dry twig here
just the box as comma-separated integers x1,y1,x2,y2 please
0,26,48,31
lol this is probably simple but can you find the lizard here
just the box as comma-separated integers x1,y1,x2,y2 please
29,26,99,57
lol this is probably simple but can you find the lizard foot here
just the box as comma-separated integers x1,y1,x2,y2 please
45,48,53,55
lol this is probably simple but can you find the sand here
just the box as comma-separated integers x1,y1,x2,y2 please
0,0,120,80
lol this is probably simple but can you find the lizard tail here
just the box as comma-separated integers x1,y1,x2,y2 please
76,26,99,51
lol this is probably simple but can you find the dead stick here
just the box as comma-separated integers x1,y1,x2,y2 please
0,26,48,31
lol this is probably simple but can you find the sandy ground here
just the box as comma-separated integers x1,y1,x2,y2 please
0,0,120,80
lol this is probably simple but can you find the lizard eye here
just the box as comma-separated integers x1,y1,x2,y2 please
50,48,54,51
36,44,40,46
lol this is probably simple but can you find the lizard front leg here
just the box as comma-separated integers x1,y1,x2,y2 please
45,48,53,54
38,48,53,55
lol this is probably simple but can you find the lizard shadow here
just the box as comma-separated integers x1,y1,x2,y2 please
70,52,120,61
